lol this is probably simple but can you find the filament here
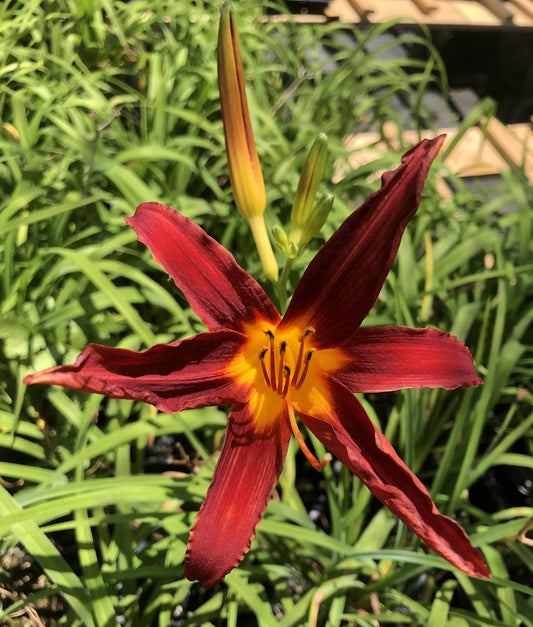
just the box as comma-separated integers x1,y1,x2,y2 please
286,401,331,471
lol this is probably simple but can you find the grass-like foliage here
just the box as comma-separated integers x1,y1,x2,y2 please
1,0,532,625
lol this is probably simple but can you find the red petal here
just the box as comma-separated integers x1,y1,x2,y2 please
281,137,444,348
24,331,248,413
336,326,482,392
297,376,490,579
184,402,291,587
126,203,280,332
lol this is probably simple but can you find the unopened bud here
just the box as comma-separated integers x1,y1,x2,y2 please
218,3,265,220
290,133,327,234
289,194,333,248
218,4,277,281
272,224,288,249
272,224,300,259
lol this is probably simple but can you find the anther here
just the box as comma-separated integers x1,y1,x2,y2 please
265,330,276,390
282,366,291,398
277,341,287,395
259,349,271,388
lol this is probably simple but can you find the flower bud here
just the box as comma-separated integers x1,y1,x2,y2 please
218,4,278,281
218,2,265,220
289,133,327,242
272,224,288,249
289,194,333,248
272,224,299,259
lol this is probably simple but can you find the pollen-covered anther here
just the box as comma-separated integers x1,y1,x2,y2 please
282,366,291,398
277,342,287,395
265,330,277,390
259,349,270,388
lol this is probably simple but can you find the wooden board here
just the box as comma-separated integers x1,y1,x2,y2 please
325,0,533,27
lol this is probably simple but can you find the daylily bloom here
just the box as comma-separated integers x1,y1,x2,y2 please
24,136,490,587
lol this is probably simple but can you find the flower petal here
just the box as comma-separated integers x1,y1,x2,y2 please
281,137,444,348
126,203,280,332
24,331,249,413
335,326,482,392
297,375,490,579
184,402,291,588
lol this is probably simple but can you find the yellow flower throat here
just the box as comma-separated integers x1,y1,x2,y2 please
258,328,315,398
232,323,346,470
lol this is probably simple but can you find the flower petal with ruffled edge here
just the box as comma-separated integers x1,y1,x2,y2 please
280,136,445,349
126,202,280,333
335,326,483,393
23,331,249,414
184,402,291,588
295,374,490,579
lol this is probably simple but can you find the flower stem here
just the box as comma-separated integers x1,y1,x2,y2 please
274,256,296,313
248,215,278,283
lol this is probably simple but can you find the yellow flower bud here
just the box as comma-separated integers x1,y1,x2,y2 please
218,3,265,220
218,4,278,281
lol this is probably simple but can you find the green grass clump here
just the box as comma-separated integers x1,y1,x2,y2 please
1,1,532,625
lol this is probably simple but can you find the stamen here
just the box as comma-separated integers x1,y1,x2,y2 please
277,341,287,395
259,349,271,388
282,366,291,398
286,401,331,471
265,330,277,390
292,329,314,386
293,350,315,390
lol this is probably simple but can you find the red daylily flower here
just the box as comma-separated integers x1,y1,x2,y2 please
24,136,490,586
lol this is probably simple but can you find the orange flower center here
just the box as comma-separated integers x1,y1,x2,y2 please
231,322,347,470
258,328,315,398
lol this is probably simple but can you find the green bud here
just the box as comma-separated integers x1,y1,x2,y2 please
290,133,328,228
289,193,333,248
272,224,300,259
272,224,288,249
287,240,299,259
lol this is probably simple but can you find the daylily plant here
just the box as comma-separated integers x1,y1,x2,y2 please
25,136,490,587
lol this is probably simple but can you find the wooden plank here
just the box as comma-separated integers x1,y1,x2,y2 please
484,118,533,179
326,0,363,21
510,0,533,20
326,0,533,26
269,13,328,24
442,127,511,176
346,0,372,22
350,0,441,23
479,0,514,21
505,0,533,23
438,0,499,24
412,0,438,14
